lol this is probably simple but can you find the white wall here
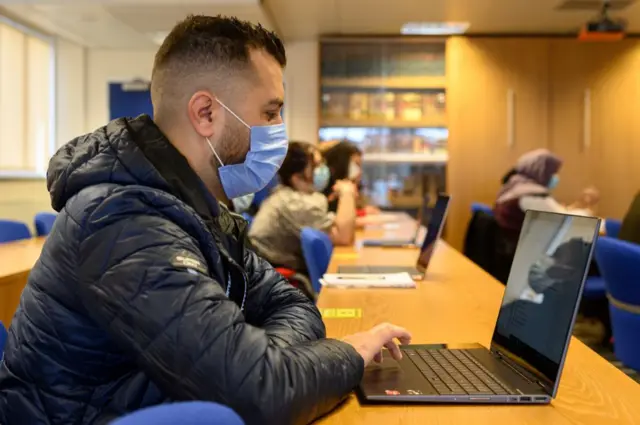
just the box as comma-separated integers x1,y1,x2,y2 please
86,49,156,132
284,41,319,144
56,38,86,148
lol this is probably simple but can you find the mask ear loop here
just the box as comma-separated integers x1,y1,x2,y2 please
206,137,225,167
215,98,250,129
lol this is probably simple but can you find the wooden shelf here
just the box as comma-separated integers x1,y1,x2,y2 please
363,152,448,164
321,76,446,90
321,117,447,128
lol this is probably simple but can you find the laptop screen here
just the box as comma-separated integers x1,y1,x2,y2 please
416,195,451,271
490,211,599,394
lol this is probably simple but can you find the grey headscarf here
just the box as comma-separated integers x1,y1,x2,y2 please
496,149,563,204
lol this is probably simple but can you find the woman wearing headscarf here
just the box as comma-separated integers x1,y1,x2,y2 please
494,149,564,238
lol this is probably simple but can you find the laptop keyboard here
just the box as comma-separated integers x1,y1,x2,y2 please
403,349,513,395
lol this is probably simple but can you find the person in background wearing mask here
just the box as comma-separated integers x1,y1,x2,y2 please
494,149,564,241
0,16,411,425
322,141,380,215
249,141,357,277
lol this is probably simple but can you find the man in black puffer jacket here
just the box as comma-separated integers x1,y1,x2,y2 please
0,15,410,425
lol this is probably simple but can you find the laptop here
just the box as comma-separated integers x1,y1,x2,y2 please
339,194,451,280
357,210,600,404
360,196,431,248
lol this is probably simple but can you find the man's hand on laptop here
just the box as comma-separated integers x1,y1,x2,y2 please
343,323,412,366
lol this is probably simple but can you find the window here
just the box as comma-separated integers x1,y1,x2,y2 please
0,16,55,177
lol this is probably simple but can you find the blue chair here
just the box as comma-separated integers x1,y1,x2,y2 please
471,202,493,216
605,219,622,239
595,237,640,371
0,321,7,354
300,227,333,294
34,212,57,237
252,175,279,209
0,220,31,243
583,276,606,299
110,402,244,425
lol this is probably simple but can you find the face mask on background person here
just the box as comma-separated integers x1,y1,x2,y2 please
231,193,255,214
206,99,288,199
348,161,361,181
313,164,331,192
548,174,560,190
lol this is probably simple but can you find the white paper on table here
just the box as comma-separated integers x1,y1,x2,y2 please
320,272,416,289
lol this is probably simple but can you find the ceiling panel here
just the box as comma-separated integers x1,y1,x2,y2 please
105,4,271,34
0,0,270,48
3,0,640,48
264,0,640,38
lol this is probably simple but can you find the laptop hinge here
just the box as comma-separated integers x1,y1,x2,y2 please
492,349,550,394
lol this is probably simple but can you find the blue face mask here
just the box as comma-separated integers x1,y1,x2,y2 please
313,164,331,192
207,99,288,199
231,193,255,213
548,174,560,190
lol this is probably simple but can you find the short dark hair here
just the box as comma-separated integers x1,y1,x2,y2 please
323,141,362,185
151,15,286,119
279,141,317,187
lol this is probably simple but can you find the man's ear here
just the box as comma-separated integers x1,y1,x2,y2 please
187,91,220,138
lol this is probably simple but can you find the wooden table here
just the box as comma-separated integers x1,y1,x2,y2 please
0,237,45,325
2,220,639,424
318,220,640,425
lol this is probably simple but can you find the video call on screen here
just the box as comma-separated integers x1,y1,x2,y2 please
493,212,597,383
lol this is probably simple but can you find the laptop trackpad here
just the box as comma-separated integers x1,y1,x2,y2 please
360,353,438,397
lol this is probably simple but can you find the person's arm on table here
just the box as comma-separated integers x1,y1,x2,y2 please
77,199,409,425
519,195,567,214
331,180,357,245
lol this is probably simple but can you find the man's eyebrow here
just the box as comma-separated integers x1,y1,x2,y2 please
265,98,284,108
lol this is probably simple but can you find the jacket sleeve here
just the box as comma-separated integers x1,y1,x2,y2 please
242,249,325,347
77,203,364,425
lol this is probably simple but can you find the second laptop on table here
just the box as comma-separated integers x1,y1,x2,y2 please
339,194,451,280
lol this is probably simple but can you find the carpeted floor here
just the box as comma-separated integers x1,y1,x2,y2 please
573,317,640,384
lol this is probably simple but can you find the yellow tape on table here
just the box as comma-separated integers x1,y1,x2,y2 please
321,308,362,319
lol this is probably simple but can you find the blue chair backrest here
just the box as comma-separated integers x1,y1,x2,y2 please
34,212,57,237
300,227,333,294
110,402,244,425
594,236,640,371
0,321,7,354
605,218,622,239
0,220,31,243
252,175,279,209
471,202,493,216
595,237,640,307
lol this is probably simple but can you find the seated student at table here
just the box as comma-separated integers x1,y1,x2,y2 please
321,141,380,215
0,15,411,425
494,149,564,241
619,190,640,244
249,141,357,274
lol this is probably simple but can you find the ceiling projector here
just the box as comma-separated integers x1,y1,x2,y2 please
578,0,626,41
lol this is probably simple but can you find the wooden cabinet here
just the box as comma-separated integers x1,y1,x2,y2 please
548,40,640,220
445,37,550,249
445,37,640,250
